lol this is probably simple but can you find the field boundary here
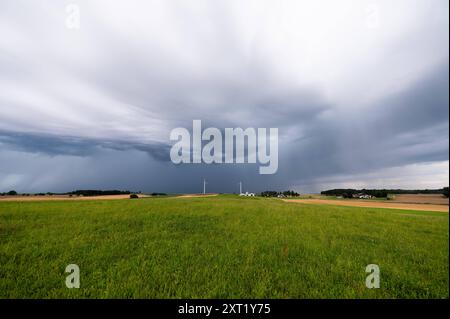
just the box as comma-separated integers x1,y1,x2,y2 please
174,194,219,198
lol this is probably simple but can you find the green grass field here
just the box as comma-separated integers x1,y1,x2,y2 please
0,195,448,298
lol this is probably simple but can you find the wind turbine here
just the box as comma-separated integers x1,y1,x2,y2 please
203,179,207,195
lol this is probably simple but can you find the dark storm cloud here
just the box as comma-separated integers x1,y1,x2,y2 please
368,63,449,136
0,131,170,161
278,62,449,183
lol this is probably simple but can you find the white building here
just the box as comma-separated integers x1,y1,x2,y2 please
240,192,255,197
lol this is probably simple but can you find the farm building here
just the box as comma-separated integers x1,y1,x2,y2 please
240,192,255,197
353,193,375,199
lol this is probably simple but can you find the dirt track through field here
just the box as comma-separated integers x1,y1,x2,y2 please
283,199,449,212
175,194,219,198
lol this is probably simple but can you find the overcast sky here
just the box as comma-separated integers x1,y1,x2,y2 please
0,0,448,193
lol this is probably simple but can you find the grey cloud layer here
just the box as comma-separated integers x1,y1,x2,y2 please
0,0,448,192
0,131,170,161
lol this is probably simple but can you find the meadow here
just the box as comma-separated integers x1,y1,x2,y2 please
0,195,448,298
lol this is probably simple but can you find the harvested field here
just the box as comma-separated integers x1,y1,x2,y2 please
390,194,449,205
283,198,449,212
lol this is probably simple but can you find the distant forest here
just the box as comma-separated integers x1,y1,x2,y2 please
68,190,132,196
0,190,133,196
321,188,449,198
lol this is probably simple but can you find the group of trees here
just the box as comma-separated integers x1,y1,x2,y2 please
0,190,18,196
260,190,300,197
0,191,63,196
68,190,132,197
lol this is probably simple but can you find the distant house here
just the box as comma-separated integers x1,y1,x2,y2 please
240,192,255,197
353,193,374,199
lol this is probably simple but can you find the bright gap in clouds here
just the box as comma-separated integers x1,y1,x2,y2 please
297,161,449,193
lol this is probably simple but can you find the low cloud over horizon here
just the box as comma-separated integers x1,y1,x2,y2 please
0,0,448,194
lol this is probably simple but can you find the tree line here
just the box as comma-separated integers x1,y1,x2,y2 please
0,190,133,196
68,190,132,196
